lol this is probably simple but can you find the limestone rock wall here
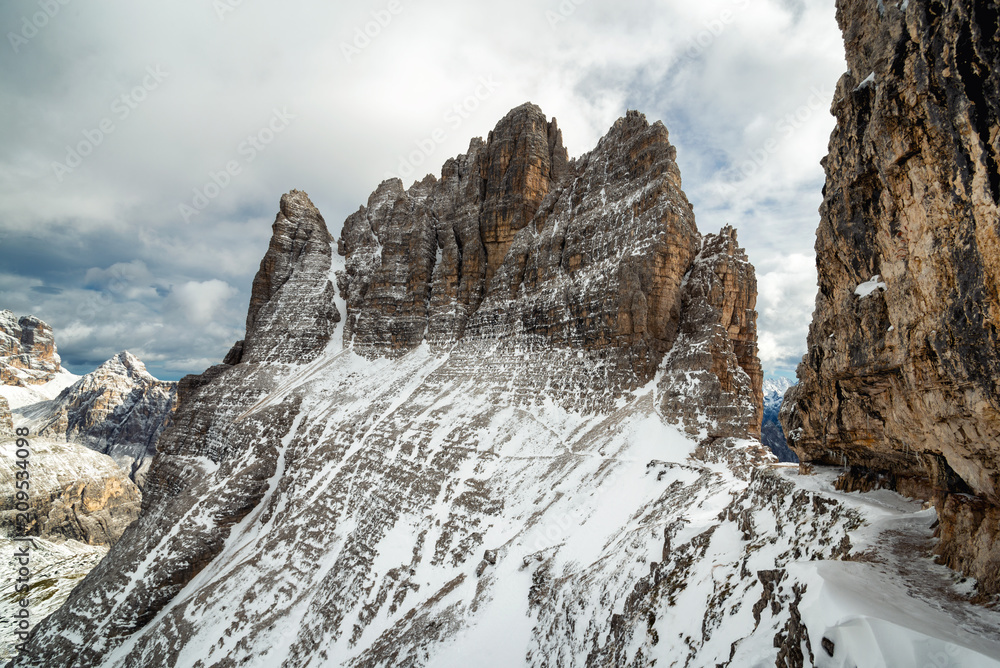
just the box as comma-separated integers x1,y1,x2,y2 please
244,189,341,365
782,0,1000,592
338,104,569,355
337,104,756,393
0,438,141,546
21,352,177,488
0,311,60,386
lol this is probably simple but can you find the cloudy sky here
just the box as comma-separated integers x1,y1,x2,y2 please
0,0,845,381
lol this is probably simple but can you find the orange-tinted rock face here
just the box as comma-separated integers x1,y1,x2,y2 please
0,438,142,546
478,106,569,285
782,0,1000,592
0,310,61,386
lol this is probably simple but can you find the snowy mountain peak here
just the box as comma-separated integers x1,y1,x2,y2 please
92,350,156,383
10,106,774,666
762,376,794,398
19,351,177,488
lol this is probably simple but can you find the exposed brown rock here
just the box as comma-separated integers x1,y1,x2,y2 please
0,310,60,386
0,439,141,546
478,105,569,285
466,110,700,383
22,351,177,488
782,0,1000,592
338,103,568,355
337,105,752,392
658,227,765,443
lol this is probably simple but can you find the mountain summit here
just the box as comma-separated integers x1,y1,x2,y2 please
10,104,783,666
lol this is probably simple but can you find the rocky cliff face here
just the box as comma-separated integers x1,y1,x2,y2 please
244,191,341,365
19,352,178,488
0,311,60,386
339,105,568,355
339,105,762,418
0,437,141,546
781,0,1000,592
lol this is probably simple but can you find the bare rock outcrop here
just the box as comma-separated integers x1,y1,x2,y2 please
339,104,569,355
0,311,60,386
244,190,340,364
781,0,1000,592
658,226,764,443
338,104,758,397
0,438,141,546
20,352,177,488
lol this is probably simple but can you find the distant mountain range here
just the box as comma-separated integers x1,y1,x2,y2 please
761,377,797,463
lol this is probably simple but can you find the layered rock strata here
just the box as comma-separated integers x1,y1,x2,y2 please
0,437,141,546
9,105,770,667
340,105,762,406
20,352,177,488
0,311,60,386
244,191,341,365
781,0,1000,592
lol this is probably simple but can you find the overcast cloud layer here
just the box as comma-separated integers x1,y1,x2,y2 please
0,0,846,381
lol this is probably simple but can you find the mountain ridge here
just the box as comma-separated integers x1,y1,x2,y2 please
7,104,780,667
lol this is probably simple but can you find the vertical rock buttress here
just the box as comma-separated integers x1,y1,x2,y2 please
782,0,1000,592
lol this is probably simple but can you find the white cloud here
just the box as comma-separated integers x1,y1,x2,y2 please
0,0,845,379
165,280,238,327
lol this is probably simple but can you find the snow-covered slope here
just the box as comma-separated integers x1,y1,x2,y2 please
16,344,1000,667
0,369,78,411
0,536,108,664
